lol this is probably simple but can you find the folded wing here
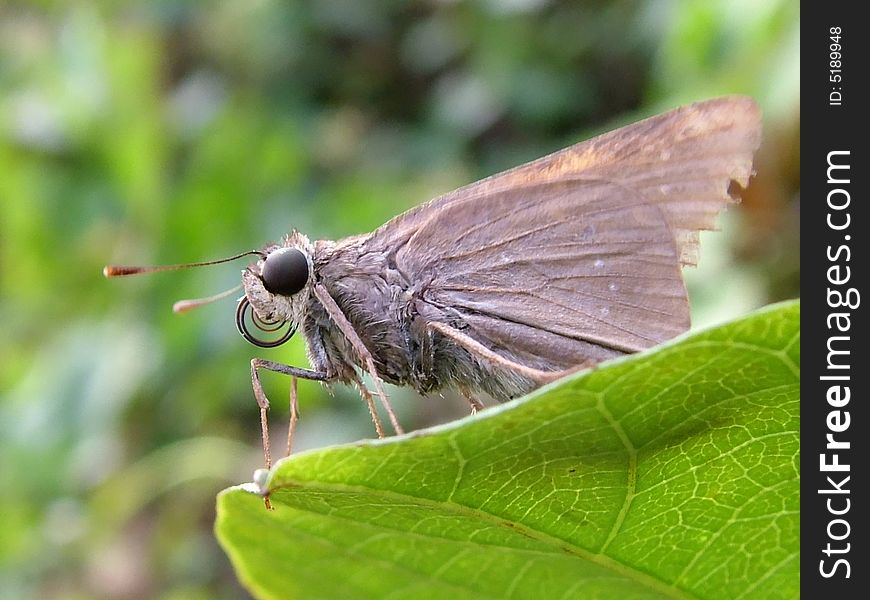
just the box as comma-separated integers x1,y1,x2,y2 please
363,97,762,370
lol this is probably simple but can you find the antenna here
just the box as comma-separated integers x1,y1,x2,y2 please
104,250,264,313
173,285,243,313
103,250,265,278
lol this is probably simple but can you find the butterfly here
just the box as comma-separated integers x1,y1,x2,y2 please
106,96,762,470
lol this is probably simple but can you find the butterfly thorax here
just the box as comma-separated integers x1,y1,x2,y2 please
306,236,544,402
306,237,423,388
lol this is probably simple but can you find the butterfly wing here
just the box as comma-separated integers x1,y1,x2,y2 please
362,96,761,370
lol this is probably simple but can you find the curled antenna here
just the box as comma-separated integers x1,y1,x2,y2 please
235,297,297,348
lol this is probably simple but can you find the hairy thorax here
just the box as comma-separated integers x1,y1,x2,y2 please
306,237,541,402
307,238,418,387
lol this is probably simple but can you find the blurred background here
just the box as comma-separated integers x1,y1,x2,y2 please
1,1,798,598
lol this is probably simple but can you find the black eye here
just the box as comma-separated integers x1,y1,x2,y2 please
261,248,309,296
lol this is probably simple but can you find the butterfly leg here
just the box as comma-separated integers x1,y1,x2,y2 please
348,373,386,439
458,385,486,414
250,358,330,469
312,283,404,436
427,321,572,384
286,376,299,457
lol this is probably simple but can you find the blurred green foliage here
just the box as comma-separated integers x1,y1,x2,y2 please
1,1,798,598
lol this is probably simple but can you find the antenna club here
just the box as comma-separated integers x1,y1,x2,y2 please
103,265,139,277
173,300,196,314
172,285,244,314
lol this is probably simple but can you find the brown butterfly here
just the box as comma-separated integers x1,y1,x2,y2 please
106,96,762,470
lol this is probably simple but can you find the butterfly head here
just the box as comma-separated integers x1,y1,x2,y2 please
238,231,314,348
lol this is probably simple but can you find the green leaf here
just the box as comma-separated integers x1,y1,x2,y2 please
216,301,799,600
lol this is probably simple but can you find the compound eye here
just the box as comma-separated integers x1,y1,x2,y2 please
261,248,309,296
